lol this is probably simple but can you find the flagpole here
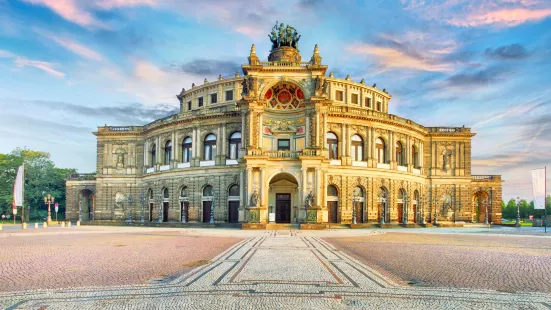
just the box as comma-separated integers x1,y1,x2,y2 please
21,163,25,224
545,166,547,233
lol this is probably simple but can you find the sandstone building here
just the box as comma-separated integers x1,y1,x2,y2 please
66,24,503,226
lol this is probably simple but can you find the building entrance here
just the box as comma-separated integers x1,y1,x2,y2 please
276,193,291,223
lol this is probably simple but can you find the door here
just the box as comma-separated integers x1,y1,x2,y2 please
397,203,403,223
149,203,153,222
355,202,363,223
276,194,291,223
203,201,212,223
412,203,417,223
228,201,239,223
163,202,169,222
181,202,189,222
328,201,338,223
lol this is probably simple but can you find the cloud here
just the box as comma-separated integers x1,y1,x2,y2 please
34,29,104,61
448,7,551,27
445,65,510,88
13,57,65,78
485,43,530,60
21,0,108,29
0,49,15,58
94,0,156,9
171,59,242,76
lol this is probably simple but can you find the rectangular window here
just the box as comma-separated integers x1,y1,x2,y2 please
365,97,371,108
351,93,359,105
336,90,344,101
198,97,203,107
210,93,217,104
277,139,290,151
225,90,233,101
187,101,192,110
377,101,382,111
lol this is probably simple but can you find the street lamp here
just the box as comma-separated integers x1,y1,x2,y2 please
377,190,387,224
484,196,489,225
127,194,133,223
515,196,520,227
210,194,215,224
43,194,54,223
403,193,409,225
179,194,187,224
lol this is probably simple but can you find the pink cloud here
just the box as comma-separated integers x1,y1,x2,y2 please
45,34,104,61
448,7,551,27
22,0,107,28
13,57,65,78
94,0,157,9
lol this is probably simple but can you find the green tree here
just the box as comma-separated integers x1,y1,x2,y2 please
501,198,517,220
0,148,76,221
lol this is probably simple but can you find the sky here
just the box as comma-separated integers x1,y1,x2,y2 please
0,0,550,201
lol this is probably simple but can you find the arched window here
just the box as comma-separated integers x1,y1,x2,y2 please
163,188,169,199
180,187,187,198
204,134,217,161
148,189,153,200
164,140,172,165
353,186,364,198
182,137,192,163
327,132,338,160
376,138,385,164
151,144,156,166
412,145,418,167
228,132,241,160
203,185,213,197
327,185,338,197
229,184,239,197
396,141,404,166
351,135,363,161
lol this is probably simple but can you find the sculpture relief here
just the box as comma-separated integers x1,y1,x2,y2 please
250,190,259,207
442,149,452,172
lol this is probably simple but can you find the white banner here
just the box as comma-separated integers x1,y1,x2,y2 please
531,168,546,210
12,165,24,207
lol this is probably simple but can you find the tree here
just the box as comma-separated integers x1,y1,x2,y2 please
0,148,76,221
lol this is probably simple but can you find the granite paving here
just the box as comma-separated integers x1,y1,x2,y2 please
1,228,550,309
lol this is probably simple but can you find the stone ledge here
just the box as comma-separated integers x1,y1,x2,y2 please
349,223,379,229
300,224,326,230
241,223,266,230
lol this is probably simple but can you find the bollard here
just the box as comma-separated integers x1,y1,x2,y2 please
34,223,38,229
43,222,48,228
0,224,2,231
61,222,65,228
67,221,72,228
22,223,27,230
76,221,80,227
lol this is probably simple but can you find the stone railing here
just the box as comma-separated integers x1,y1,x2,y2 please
472,175,501,181
259,61,310,67
263,150,302,159
67,173,96,181
427,127,471,133
327,106,426,132
98,126,143,133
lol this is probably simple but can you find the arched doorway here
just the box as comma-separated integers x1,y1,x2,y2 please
228,184,240,223
473,191,489,223
327,185,339,223
269,173,298,224
79,189,95,221
202,185,214,223
353,186,365,223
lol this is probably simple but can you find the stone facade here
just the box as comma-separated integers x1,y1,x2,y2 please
66,27,503,225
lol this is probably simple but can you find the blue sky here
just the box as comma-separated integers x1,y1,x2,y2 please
0,0,550,200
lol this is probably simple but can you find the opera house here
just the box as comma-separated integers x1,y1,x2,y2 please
66,24,503,226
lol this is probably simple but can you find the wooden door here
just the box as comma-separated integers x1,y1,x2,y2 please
276,194,291,223
355,202,363,223
397,203,403,223
163,202,169,222
203,201,212,223
328,201,338,223
228,201,239,223
149,203,153,222
412,203,417,223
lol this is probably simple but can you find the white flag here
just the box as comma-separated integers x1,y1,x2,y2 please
531,168,546,210
13,165,24,208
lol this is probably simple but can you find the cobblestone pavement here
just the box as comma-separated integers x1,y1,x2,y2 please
1,229,550,309
0,230,242,292
325,232,551,294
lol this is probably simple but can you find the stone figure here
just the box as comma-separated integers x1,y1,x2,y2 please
176,88,185,101
241,78,249,95
269,22,301,50
269,29,278,49
250,190,259,207
116,153,124,168
292,30,301,49
305,191,315,208
314,76,321,93
321,78,328,95
443,150,452,172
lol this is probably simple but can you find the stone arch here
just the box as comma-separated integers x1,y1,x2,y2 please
378,186,390,223
78,189,95,221
472,190,490,223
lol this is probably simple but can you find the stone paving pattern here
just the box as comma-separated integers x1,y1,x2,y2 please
0,230,242,292
325,232,551,293
1,227,551,309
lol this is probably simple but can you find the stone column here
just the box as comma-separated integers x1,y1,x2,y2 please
258,112,263,149
144,140,149,169
241,111,247,148
315,111,320,149
171,131,176,167
156,136,161,165
196,126,202,161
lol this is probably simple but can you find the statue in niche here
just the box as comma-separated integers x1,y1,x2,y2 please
241,78,249,96
305,191,315,209
442,149,452,172
115,148,125,169
250,190,259,207
321,78,328,95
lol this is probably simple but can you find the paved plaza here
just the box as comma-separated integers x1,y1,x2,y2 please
1,226,550,309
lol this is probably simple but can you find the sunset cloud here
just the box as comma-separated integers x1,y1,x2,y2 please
448,7,551,27
21,0,107,28
13,57,65,78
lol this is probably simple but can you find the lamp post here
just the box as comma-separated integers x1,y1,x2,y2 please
179,195,187,224
127,194,133,223
378,190,387,224
433,195,439,225
419,193,426,225
140,192,146,223
158,194,163,223
515,196,520,227
43,194,54,223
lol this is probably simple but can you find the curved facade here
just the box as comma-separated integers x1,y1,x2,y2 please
66,29,503,225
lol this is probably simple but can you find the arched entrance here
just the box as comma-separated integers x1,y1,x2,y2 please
179,187,189,223
473,191,489,223
378,187,389,223
228,184,240,223
79,189,95,221
268,173,298,224
353,186,365,223
397,189,406,223
162,188,169,222
202,185,213,223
